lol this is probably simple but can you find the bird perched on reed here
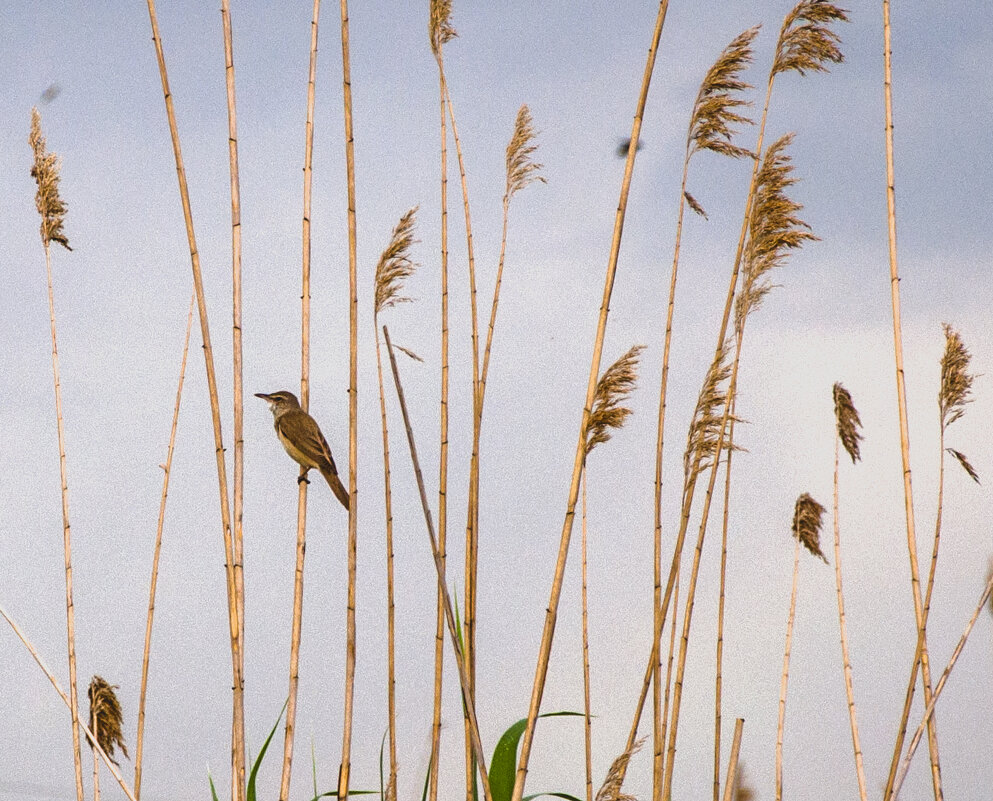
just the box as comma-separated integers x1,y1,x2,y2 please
255,390,349,510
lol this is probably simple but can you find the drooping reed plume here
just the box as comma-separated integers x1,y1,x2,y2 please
135,295,194,800
1,608,138,801
143,5,244,797
580,346,643,801
279,6,323,798
878,0,941,796
777,494,826,801
595,739,643,801
512,8,671,799
887,325,977,801
831,383,868,801
88,677,129,801
428,3,456,795
374,207,419,801
648,30,757,792
29,107,83,801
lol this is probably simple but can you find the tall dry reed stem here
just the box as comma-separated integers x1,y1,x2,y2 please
831,383,868,801
29,107,83,801
280,4,321,797
720,719,745,801
0,606,138,801
650,27,759,799
888,326,976,801
135,293,194,800
143,6,245,798
220,8,246,775
891,568,993,800
374,208,419,798
880,0,943,795
663,135,815,801
512,6,670,800
337,2,359,799
383,325,493,801
625,8,846,785
581,471,593,801
428,2,455,795
777,495,826,801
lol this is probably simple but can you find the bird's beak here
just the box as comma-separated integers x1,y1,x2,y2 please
254,392,272,401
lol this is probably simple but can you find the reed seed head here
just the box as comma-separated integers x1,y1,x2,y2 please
735,133,817,333
87,676,129,764
374,207,418,315
506,105,546,201
595,738,643,801
946,448,980,484
792,493,827,562
587,345,644,455
29,108,71,251
832,382,862,463
684,191,708,220
687,340,734,479
939,323,974,430
429,0,456,54
773,0,848,77
733,763,756,801
688,25,759,160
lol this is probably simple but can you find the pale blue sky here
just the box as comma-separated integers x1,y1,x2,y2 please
2,2,992,800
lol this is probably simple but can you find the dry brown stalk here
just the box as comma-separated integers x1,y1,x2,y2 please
337,2,359,799
511,6,671,800
279,5,321,797
0,606,138,801
777,495,826,801
143,5,245,798
428,2,453,795
719,719,744,801
29,107,83,801
135,293,194,800
832,384,868,801
581,472,593,801
374,208,419,798
220,8,246,782
892,568,993,799
880,1,942,795
382,325,493,801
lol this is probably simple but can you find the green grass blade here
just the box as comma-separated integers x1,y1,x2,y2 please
246,699,288,801
489,712,584,801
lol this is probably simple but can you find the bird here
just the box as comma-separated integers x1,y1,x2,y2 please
255,390,349,510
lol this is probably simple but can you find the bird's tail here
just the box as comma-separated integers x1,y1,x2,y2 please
320,465,350,511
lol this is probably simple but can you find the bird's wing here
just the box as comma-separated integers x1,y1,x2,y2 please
277,409,339,474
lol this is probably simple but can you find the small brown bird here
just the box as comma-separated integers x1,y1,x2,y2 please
255,390,349,510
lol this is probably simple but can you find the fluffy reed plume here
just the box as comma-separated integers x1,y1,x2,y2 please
30,107,83,801
832,383,868,801
939,324,974,427
686,342,733,480
731,763,755,801
429,0,455,54
586,346,644,454
988,560,993,618
88,677,129,765
374,207,419,801
792,493,827,562
773,0,848,76
595,739,643,801
29,109,71,251
688,25,758,160
833,382,863,464
735,134,817,332
506,106,546,199
375,207,419,314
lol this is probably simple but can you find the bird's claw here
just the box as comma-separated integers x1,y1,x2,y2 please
297,473,310,485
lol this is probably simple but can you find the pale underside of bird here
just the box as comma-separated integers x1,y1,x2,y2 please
255,390,349,511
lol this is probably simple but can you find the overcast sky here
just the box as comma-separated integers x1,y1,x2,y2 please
3,2,993,800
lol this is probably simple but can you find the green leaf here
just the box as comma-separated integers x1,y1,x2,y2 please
208,770,220,801
488,712,584,801
247,699,288,801
524,793,584,801
420,748,434,801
